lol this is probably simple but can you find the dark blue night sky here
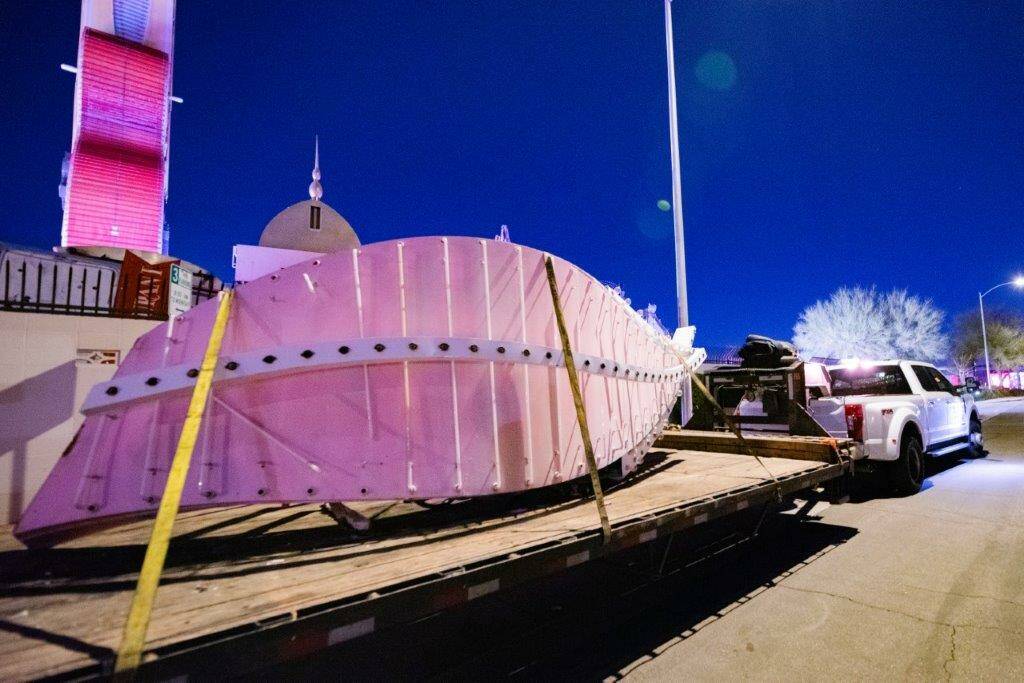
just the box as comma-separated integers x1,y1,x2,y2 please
1,1,1021,346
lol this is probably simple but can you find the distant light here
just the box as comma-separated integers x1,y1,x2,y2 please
1013,275,1024,288
657,199,671,212
695,51,737,91
837,358,878,370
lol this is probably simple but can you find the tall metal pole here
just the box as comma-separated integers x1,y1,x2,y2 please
977,278,1024,388
664,0,688,328
979,291,992,388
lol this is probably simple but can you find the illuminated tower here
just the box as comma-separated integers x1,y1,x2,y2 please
60,0,176,254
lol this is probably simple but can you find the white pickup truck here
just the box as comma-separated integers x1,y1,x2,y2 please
810,360,983,493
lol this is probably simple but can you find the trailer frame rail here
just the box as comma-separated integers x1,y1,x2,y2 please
98,459,845,680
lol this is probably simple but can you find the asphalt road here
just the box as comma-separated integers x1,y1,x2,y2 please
619,398,1024,682
271,398,1024,681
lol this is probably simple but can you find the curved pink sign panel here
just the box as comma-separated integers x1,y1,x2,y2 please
15,238,688,546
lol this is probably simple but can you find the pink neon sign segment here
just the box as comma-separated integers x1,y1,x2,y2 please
63,29,169,252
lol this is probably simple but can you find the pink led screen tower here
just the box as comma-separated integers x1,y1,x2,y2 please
61,0,176,253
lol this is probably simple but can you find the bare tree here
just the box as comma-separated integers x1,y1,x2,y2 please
794,286,947,360
951,345,976,382
794,287,894,359
883,290,947,359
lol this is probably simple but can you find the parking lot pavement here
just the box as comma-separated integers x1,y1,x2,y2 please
623,399,1024,682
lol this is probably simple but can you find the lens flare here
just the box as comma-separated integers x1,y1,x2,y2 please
695,50,737,91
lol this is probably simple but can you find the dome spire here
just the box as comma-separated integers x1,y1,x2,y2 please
308,135,323,202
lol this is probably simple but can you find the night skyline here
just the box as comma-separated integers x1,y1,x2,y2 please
1,1,1021,346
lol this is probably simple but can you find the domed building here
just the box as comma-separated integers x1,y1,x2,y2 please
233,138,360,282
259,200,358,253
258,138,360,253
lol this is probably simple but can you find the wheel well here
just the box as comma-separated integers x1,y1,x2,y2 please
970,410,980,424
901,421,922,445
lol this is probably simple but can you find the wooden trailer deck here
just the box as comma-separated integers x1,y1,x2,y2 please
0,432,848,680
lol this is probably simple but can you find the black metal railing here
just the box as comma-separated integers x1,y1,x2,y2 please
0,258,220,321
191,271,220,307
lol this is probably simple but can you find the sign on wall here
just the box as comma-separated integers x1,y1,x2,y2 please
169,264,193,316
76,348,120,365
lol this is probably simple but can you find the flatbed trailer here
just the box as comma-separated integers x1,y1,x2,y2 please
0,430,850,680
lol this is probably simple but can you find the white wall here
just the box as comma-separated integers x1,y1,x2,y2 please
0,311,159,525
232,243,321,283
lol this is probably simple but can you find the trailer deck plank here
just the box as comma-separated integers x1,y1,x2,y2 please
0,448,838,680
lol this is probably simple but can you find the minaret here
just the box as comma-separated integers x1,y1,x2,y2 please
309,136,323,202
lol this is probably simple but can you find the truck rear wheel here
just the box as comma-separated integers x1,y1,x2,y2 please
890,433,924,495
967,415,985,458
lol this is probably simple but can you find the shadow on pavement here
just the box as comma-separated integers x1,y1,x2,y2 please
846,450,980,503
260,511,857,681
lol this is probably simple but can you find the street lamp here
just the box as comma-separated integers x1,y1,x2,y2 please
662,0,697,426
663,0,688,328
978,275,1024,387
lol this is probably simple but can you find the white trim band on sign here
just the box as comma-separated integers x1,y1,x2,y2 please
82,336,690,414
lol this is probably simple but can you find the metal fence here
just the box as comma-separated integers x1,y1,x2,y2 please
0,253,220,320
190,271,220,307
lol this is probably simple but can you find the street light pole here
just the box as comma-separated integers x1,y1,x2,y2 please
663,0,688,328
978,276,1024,388
979,291,991,387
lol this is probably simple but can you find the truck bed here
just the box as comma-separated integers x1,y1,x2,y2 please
0,434,848,680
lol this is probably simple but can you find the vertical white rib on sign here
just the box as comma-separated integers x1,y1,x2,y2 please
441,239,464,492
480,240,501,490
352,249,374,441
398,242,415,494
139,401,161,500
517,246,534,486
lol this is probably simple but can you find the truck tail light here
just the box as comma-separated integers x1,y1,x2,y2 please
845,404,864,442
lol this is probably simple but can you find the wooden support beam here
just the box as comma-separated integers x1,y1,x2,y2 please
544,257,611,543
656,429,844,464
